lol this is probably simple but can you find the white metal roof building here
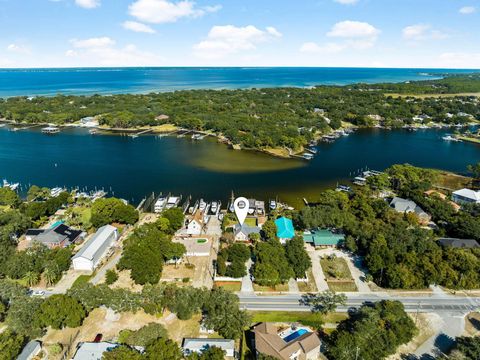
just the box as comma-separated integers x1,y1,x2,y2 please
182,338,235,358
72,342,119,360
452,188,480,204
72,225,118,272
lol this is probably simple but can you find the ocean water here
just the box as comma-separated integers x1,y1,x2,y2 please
0,67,477,97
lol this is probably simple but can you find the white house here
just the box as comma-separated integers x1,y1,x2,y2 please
452,188,480,205
72,225,118,272
234,224,261,242
72,342,119,360
17,340,42,360
186,211,203,235
182,338,235,358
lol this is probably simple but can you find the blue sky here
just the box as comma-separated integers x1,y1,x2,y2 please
0,0,479,68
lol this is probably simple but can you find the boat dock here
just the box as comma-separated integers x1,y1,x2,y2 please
129,129,153,138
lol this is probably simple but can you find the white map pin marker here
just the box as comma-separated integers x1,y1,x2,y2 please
234,197,249,226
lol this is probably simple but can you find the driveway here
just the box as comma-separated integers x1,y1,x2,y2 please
240,259,254,294
317,248,371,293
307,249,329,292
90,249,122,285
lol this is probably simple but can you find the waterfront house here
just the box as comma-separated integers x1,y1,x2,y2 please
186,210,204,235
253,322,321,360
452,188,480,205
438,238,480,249
80,116,99,127
72,342,119,360
182,338,235,359
26,223,85,249
234,224,261,242
303,229,345,248
275,217,295,242
389,197,431,223
72,225,118,272
17,340,42,360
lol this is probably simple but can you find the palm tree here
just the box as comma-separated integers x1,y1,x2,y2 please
23,271,40,287
43,265,59,287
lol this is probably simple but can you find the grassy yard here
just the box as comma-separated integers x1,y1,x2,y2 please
434,170,472,190
297,269,318,293
214,281,242,292
320,257,352,280
253,283,289,292
320,256,358,292
249,311,348,325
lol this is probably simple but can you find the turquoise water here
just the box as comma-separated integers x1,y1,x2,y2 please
283,328,309,342
50,220,64,229
1,126,479,206
0,67,477,97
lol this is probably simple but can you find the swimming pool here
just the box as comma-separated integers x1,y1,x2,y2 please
50,220,64,229
283,328,309,343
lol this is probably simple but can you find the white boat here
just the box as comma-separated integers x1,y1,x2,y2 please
2,179,19,191
165,196,181,209
91,190,107,201
303,153,314,160
42,126,60,134
210,201,218,214
199,199,207,212
269,200,277,211
154,196,167,213
50,187,66,197
442,134,461,142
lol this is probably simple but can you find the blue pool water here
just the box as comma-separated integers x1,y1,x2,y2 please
50,220,64,229
283,329,309,343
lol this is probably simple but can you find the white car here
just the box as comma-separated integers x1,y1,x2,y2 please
30,290,46,297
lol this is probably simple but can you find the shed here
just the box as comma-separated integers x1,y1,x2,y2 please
72,225,118,272
275,217,295,240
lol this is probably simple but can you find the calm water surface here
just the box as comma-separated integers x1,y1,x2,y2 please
0,67,478,97
1,127,478,207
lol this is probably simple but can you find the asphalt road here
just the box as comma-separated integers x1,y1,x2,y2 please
238,294,480,313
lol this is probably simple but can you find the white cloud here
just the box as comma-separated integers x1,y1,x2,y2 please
122,21,156,34
193,25,281,59
75,0,100,9
402,24,448,41
300,42,345,54
66,37,163,66
71,37,116,48
128,0,220,24
6,44,30,54
334,0,359,4
438,52,480,68
459,6,476,14
327,20,380,38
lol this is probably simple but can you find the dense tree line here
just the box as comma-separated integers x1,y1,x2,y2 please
117,212,186,285
216,243,250,278
91,197,139,228
327,301,416,360
1,75,479,152
297,164,480,289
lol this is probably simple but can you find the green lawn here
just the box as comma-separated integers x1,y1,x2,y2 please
327,281,358,292
244,218,257,227
214,282,242,292
297,269,318,293
320,257,353,280
249,311,348,327
253,283,289,292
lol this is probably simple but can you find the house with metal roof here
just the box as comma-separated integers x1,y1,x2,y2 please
17,340,42,360
389,197,431,223
275,217,295,242
452,188,480,205
438,238,480,249
26,224,85,249
303,230,345,247
72,342,119,360
234,224,261,242
72,225,118,272
182,338,235,358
